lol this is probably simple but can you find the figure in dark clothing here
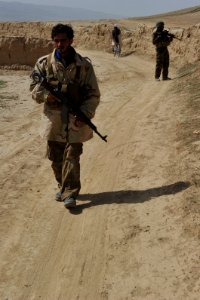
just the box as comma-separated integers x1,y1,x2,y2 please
112,24,121,56
152,21,174,81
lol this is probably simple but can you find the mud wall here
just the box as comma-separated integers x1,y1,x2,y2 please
0,36,53,67
0,22,199,69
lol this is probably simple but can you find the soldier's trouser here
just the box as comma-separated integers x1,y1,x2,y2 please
47,141,66,186
61,143,83,200
47,141,83,200
155,48,169,79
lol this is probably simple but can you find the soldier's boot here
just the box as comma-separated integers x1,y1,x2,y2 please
55,191,62,202
63,197,76,208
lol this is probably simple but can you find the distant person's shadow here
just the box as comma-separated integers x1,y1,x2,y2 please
68,181,191,214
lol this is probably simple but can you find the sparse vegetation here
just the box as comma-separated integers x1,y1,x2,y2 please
174,62,200,147
0,80,6,88
171,63,200,243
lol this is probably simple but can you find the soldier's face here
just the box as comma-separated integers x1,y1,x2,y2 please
157,25,164,32
53,33,73,55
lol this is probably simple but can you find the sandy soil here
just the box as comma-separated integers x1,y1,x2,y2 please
0,49,199,300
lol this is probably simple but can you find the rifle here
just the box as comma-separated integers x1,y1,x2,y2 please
164,30,182,41
31,70,107,142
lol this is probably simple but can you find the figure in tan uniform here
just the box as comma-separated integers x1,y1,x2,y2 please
30,23,100,208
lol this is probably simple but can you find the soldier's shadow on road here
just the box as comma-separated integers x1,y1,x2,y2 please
68,181,191,215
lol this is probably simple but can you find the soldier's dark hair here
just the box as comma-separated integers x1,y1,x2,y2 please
51,23,74,40
156,21,164,28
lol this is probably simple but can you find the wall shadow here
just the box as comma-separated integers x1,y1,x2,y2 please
68,181,191,214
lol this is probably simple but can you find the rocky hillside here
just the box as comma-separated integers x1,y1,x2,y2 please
0,6,200,69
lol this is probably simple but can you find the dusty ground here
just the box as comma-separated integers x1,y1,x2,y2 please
0,47,200,299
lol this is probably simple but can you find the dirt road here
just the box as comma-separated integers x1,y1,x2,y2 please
0,50,199,300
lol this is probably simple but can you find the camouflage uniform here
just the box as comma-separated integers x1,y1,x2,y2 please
152,27,173,80
30,46,100,200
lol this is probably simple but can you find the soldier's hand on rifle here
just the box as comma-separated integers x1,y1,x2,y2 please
47,93,60,103
74,116,85,128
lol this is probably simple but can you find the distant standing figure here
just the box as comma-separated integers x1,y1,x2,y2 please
152,21,174,81
112,24,121,57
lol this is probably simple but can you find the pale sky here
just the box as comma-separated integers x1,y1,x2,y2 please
3,0,200,17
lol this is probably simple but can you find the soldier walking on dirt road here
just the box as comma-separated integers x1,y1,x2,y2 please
30,23,100,208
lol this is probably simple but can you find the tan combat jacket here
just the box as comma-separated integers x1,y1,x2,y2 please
30,47,100,143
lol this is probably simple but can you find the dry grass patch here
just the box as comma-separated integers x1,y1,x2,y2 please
171,62,200,242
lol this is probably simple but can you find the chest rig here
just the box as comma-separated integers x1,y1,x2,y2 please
47,53,81,92
46,53,84,108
